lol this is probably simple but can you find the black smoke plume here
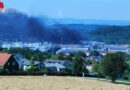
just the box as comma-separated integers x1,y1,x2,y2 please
0,12,82,43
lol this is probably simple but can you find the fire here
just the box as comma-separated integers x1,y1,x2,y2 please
0,1,6,14
0,2,4,9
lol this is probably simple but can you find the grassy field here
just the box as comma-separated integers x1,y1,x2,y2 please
0,76,129,90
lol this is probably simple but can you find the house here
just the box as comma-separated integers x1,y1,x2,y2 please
44,60,72,69
87,41,105,46
97,50,107,56
17,59,39,71
56,48,90,56
86,56,103,62
86,65,93,72
0,53,19,72
44,63,66,72
14,54,39,71
85,51,91,56
43,60,72,72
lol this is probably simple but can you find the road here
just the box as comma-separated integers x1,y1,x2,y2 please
81,77,130,84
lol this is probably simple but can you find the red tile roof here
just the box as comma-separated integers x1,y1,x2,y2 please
0,53,11,66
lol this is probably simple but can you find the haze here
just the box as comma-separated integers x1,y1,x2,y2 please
3,0,130,20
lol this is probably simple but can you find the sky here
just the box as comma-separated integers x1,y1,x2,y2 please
2,0,130,20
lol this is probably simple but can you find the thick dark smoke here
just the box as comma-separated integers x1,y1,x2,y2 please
27,17,47,41
0,12,82,43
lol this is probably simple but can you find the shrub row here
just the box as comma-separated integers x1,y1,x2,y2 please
0,71,97,77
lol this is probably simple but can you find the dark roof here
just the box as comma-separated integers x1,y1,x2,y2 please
44,63,66,68
0,53,11,66
14,54,23,60
19,59,30,66
57,49,90,54
87,56,103,62
15,55,39,66
44,60,71,65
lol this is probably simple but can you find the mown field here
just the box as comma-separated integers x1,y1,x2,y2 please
0,76,129,90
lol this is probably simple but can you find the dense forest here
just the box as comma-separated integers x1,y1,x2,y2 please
53,24,130,44
91,26,130,44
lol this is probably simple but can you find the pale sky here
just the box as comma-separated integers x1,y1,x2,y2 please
2,0,130,20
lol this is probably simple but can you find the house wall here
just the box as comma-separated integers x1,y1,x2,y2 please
23,65,31,71
85,52,90,56
58,68,66,72
64,62,72,69
86,65,92,72
4,56,19,72
100,53,107,56
50,67,57,72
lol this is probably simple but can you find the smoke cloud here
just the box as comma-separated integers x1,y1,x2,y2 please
0,12,82,43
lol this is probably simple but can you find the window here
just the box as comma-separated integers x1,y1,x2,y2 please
12,68,15,72
13,62,15,66
8,63,10,66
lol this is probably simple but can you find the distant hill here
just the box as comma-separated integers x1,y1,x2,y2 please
47,19,130,44
49,24,109,40
90,26,130,44
49,23,130,44
43,18,130,26
50,24,108,31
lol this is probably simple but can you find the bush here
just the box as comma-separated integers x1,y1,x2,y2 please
0,67,4,73
43,68,50,72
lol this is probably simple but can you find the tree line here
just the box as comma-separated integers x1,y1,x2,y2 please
0,47,130,82
90,26,130,44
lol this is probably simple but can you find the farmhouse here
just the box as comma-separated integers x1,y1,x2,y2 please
0,53,19,72
14,54,39,71
86,56,103,62
56,48,90,56
43,60,72,72
44,60,72,69
44,63,66,72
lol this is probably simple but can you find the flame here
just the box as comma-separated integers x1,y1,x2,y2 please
0,2,4,9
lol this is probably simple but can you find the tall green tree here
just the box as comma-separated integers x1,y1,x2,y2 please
102,53,125,82
125,60,130,79
77,51,86,58
30,56,35,71
92,62,103,79
57,53,65,60
90,50,100,56
72,55,83,75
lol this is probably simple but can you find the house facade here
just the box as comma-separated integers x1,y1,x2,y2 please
0,53,19,72
43,60,72,72
44,60,72,69
44,63,66,72
14,54,39,71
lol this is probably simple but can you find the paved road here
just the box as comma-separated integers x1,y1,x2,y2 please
81,77,130,84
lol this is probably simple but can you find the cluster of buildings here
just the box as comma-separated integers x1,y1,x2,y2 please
55,41,130,73
0,42,55,52
0,53,71,72
56,41,130,58
0,41,130,73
